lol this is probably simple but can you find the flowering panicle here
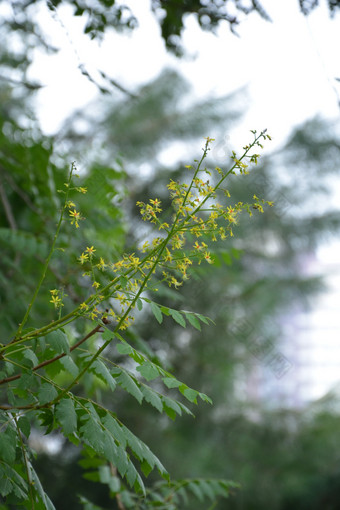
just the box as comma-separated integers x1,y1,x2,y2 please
49,289,67,319
72,130,272,332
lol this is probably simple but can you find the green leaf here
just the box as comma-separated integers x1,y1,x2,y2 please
0,430,16,464
202,479,219,500
180,387,198,403
150,302,163,324
83,471,100,482
162,396,182,420
136,298,143,311
98,465,111,484
141,460,153,477
0,477,13,497
78,496,103,510
31,465,56,510
139,385,163,413
38,408,54,431
80,417,105,454
38,383,58,405
91,359,116,391
136,363,159,381
196,313,211,325
102,329,115,341
125,461,137,488
185,312,201,331
199,392,213,404
102,413,127,447
110,443,130,478
162,377,181,389
0,464,28,499
169,309,186,328
221,250,232,265
177,401,195,417
23,349,38,366
119,275,128,288
46,329,70,355
60,355,79,377
108,476,121,493
44,359,64,378
117,371,143,404
17,415,31,438
18,372,36,391
130,432,168,479
116,342,133,355
0,228,48,258
55,398,77,435
187,481,204,501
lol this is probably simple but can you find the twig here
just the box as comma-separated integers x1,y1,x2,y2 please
1,166,40,216
35,253,80,302
110,464,127,510
13,414,35,510
0,324,103,386
0,181,17,230
0,177,22,278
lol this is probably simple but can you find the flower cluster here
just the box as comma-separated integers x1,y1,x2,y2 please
73,131,272,333
59,164,87,228
134,130,273,284
49,289,66,309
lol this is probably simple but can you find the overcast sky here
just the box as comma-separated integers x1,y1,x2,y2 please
31,0,340,144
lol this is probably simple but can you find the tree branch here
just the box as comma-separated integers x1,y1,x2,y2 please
0,181,17,230
0,323,103,387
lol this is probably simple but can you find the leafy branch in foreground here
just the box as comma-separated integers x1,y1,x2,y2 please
0,131,271,509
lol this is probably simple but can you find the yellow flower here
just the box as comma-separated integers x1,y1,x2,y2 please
90,308,99,320
86,246,96,256
164,248,172,262
96,257,106,270
49,293,64,308
78,252,89,264
169,276,182,289
69,209,81,228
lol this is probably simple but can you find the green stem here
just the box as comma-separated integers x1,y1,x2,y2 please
183,130,266,224
52,167,196,402
15,163,76,339
13,413,35,509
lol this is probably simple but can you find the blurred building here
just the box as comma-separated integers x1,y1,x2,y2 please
243,246,340,408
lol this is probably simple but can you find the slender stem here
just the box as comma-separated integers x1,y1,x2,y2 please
52,165,195,401
49,134,265,401
15,163,76,338
182,130,266,225
0,324,102,386
13,413,35,510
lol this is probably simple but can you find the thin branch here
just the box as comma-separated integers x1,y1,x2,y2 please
16,163,76,337
110,464,127,510
0,177,21,278
1,166,41,215
35,253,80,302
13,414,35,510
0,181,17,230
0,324,103,386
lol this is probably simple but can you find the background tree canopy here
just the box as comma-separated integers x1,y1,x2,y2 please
1,1,340,509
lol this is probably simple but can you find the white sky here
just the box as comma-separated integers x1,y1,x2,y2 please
27,0,340,404
31,0,340,141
